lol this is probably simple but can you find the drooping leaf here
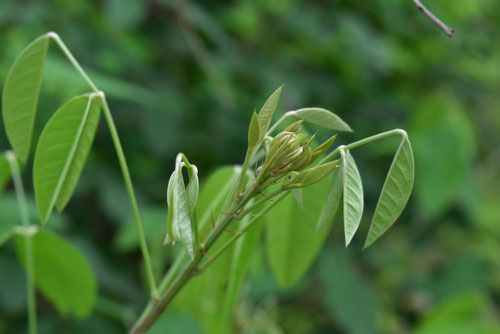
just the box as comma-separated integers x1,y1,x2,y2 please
248,111,260,148
2,35,50,163
0,154,11,194
343,151,364,246
317,163,343,230
16,230,97,318
164,154,199,260
290,108,352,132
266,175,334,287
33,93,102,223
365,136,414,248
257,86,283,142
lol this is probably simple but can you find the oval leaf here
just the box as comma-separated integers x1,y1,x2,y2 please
343,151,364,246
2,35,50,163
34,93,102,223
16,230,97,318
282,160,338,189
364,136,414,248
290,108,352,132
258,85,283,142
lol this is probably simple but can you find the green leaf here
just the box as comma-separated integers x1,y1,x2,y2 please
282,160,338,189
291,188,303,206
266,175,334,287
343,151,364,246
219,215,263,333
257,85,283,142
2,35,50,163
165,154,198,260
365,136,414,248
317,163,343,230
311,135,337,163
0,153,11,194
34,93,102,223
289,108,352,132
248,111,260,148
16,230,97,318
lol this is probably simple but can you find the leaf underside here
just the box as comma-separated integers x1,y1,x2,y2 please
292,108,352,132
343,151,364,246
365,137,414,248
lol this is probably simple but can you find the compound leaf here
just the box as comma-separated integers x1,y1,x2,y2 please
34,94,102,224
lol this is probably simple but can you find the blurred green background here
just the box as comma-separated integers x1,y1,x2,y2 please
0,0,499,333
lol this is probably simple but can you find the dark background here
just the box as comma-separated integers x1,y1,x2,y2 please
0,0,499,333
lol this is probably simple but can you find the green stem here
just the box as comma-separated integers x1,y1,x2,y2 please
49,32,158,299
131,184,257,333
102,100,158,299
6,151,37,334
319,128,406,165
197,191,287,273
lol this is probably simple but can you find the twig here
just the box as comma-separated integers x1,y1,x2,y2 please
413,0,454,37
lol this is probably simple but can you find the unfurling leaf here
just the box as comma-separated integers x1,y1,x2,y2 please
343,151,363,246
2,35,50,163
248,111,260,148
165,154,199,260
364,136,414,248
16,230,97,318
257,85,283,142
282,160,338,189
289,108,352,132
34,93,102,224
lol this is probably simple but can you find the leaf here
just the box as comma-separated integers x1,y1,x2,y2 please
311,134,337,163
365,136,414,248
317,163,343,230
343,151,364,246
164,155,198,260
282,160,338,189
266,175,334,287
219,215,263,333
257,85,283,142
0,154,11,194
2,35,50,163
34,93,102,223
16,230,97,318
248,111,260,148
290,108,352,132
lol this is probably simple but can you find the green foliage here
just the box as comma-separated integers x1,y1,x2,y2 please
33,93,102,223
365,135,414,248
290,108,352,132
266,175,333,287
247,111,260,148
342,151,364,246
2,35,49,163
257,85,282,142
0,153,11,193
16,230,97,318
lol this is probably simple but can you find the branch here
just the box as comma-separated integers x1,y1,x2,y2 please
413,0,454,37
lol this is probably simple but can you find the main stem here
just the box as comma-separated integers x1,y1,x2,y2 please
131,186,257,333
6,152,37,334
49,32,158,299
